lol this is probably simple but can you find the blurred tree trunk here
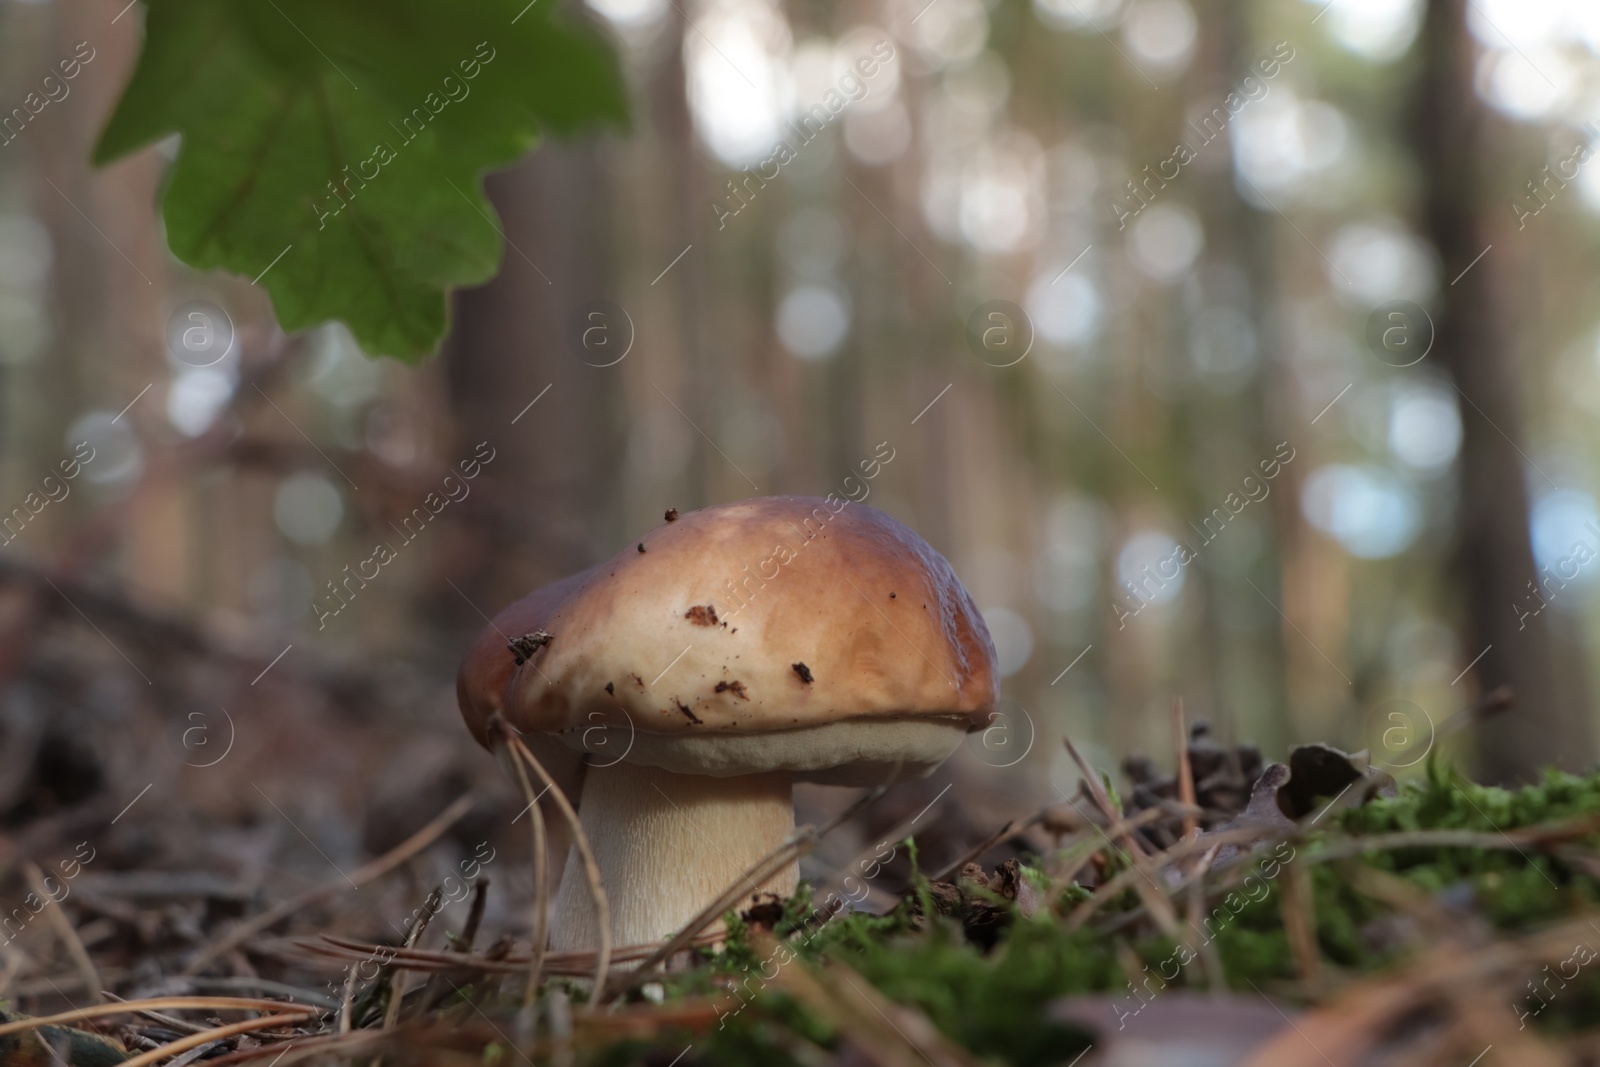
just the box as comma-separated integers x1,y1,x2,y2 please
1413,0,1593,779
444,146,621,603
1189,0,1294,754
654,21,714,508
442,143,623,897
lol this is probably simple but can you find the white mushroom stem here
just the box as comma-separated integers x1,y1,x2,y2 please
550,762,798,951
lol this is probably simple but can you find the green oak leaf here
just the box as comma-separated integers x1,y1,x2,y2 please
95,0,626,361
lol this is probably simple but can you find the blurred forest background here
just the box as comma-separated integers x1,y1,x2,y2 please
4,0,1600,992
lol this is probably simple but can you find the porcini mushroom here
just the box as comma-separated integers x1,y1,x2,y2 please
463,496,997,951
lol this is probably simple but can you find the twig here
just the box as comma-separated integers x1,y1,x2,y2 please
1063,737,1151,860
143,976,339,1009
1098,810,1600,937
118,1011,316,1067
0,997,308,1039
505,731,611,999
201,999,729,1067
415,878,492,1015
338,965,357,1034
1280,853,1321,995
1081,800,1200,845
300,932,722,976
1173,698,1198,845
185,1030,384,1067
459,880,489,953
506,733,550,1007
101,991,211,1035
25,861,101,1003
167,1043,226,1067
1182,843,1226,990
1056,742,1187,940
1436,684,1514,741
382,887,443,1031
183,794,475,974
1044,834,1112,901
931,818,1024,884
1044,807,1170,889
1065,825,1286,932
1041,808,1181,912
1303,815,1600,864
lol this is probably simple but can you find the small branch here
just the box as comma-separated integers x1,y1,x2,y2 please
458,879,489,952
337,964,357,1033
1304,815,1600,865
930,818,1032,884
381,887,443,1030
1063,737,1150,860
300,931,722,976
1173,698,1198,845
506,739,550,1007
101,992,211,1035
0,997,309,1039
1066,825,1288,932
118,1010,317,1067
1280,855,1321,995
1182,843,1226,990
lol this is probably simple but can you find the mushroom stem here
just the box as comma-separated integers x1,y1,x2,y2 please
550,762,797,951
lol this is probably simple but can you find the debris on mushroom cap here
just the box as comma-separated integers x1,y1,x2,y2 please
676,700,702,724
685,605,719,626
454,564,599,750
715,680,749,699
506,630,553,665
493,496,999,784
637,542,646,553
665,507,679,521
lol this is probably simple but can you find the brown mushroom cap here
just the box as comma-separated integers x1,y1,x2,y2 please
456,564,600,750
497,496,998,785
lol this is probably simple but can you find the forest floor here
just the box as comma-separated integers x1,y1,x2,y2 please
7,716,1600,1066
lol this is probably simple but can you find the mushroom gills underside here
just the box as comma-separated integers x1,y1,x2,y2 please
555,715,973,785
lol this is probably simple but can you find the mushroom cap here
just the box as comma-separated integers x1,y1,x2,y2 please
457,565,601,750
494,496,998,785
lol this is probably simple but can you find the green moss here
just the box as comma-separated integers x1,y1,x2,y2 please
839,919,1099,1066
1325,767,1600,934
585,766,1600,1065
